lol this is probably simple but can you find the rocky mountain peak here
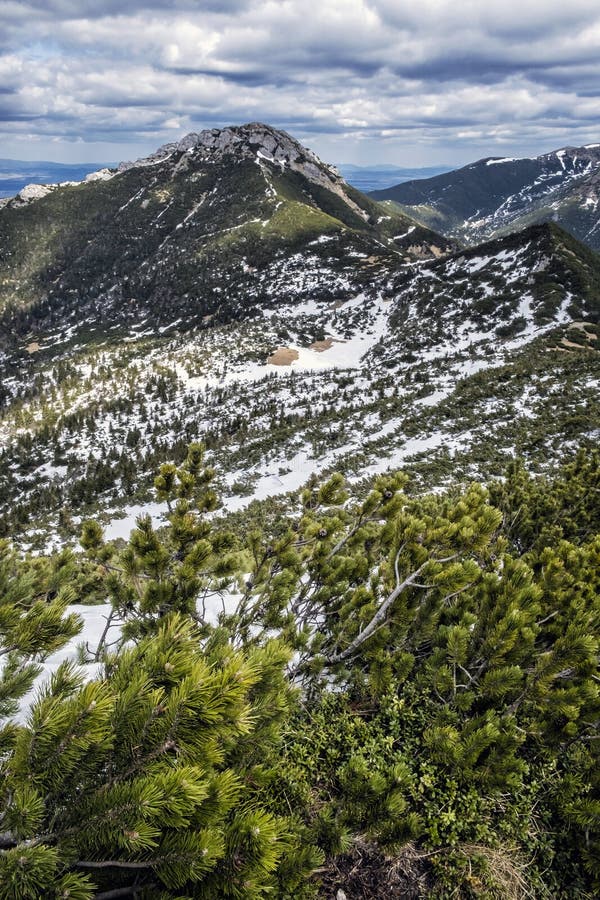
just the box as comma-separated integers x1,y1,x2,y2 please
1,123,345,210
544,143,600,163
118,121,342,185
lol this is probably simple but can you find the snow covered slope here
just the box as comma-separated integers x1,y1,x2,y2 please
1,220,598,552
371,144,600,250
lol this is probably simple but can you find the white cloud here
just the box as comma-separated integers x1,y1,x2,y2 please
0,0,599,165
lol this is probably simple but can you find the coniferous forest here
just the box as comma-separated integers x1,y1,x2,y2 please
0,119,599,900
0,444,598,899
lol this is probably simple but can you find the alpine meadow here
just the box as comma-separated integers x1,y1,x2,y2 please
0,4,600,898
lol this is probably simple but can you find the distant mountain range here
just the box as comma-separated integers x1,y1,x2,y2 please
0,158,450,199
0,159,115,199
0,124,597,549
370,144,600,249
337,164,451,192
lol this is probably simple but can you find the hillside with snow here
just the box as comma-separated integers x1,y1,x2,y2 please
371,143,600,250
0,214,598,552
0,126,597,552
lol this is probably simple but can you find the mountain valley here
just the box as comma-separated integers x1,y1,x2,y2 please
0,125,598,551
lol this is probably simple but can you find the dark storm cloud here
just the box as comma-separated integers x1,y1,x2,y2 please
0,0,599,164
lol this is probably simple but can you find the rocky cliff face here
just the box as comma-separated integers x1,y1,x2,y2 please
120,123,341,183
14,123,354,217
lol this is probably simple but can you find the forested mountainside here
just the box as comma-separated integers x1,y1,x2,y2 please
0,122,450,342
0,209,597,550
0,122,599,899
371,143,600,250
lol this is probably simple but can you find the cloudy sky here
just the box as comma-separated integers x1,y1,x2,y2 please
1,0,599,167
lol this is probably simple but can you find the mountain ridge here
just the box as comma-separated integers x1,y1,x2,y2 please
371,143,600,250
1,217,598,549
0,123,453,345
0,124,598,550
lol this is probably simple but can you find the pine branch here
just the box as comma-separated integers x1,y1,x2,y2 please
326,552,461,665
324,510,379,561
536,610,560,627
326,559,429,665
76,859,153,869
91,607,118,661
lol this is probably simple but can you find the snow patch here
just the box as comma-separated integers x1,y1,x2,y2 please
103,501,168,541
485,157,521,166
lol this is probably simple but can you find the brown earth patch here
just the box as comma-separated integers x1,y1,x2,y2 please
570,321,595,334
560,323,598,351
314,841,432,899
314,840,531,899
407,243,444,259
267,347,299,366
309,339,334,352
26,342,40,354
561,338,587,350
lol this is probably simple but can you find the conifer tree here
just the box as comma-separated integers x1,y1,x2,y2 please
0,542,82,721
0,447,320,898
0,615,311,899
489,448,600,554
233,467,600,893
80,443,239,649
2,446,599,897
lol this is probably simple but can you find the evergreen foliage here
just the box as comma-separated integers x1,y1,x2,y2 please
80,443,239,647
488,448,600,553
0,447,599,897
0,614,310,898
232,451,600,895
0,544,82,720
